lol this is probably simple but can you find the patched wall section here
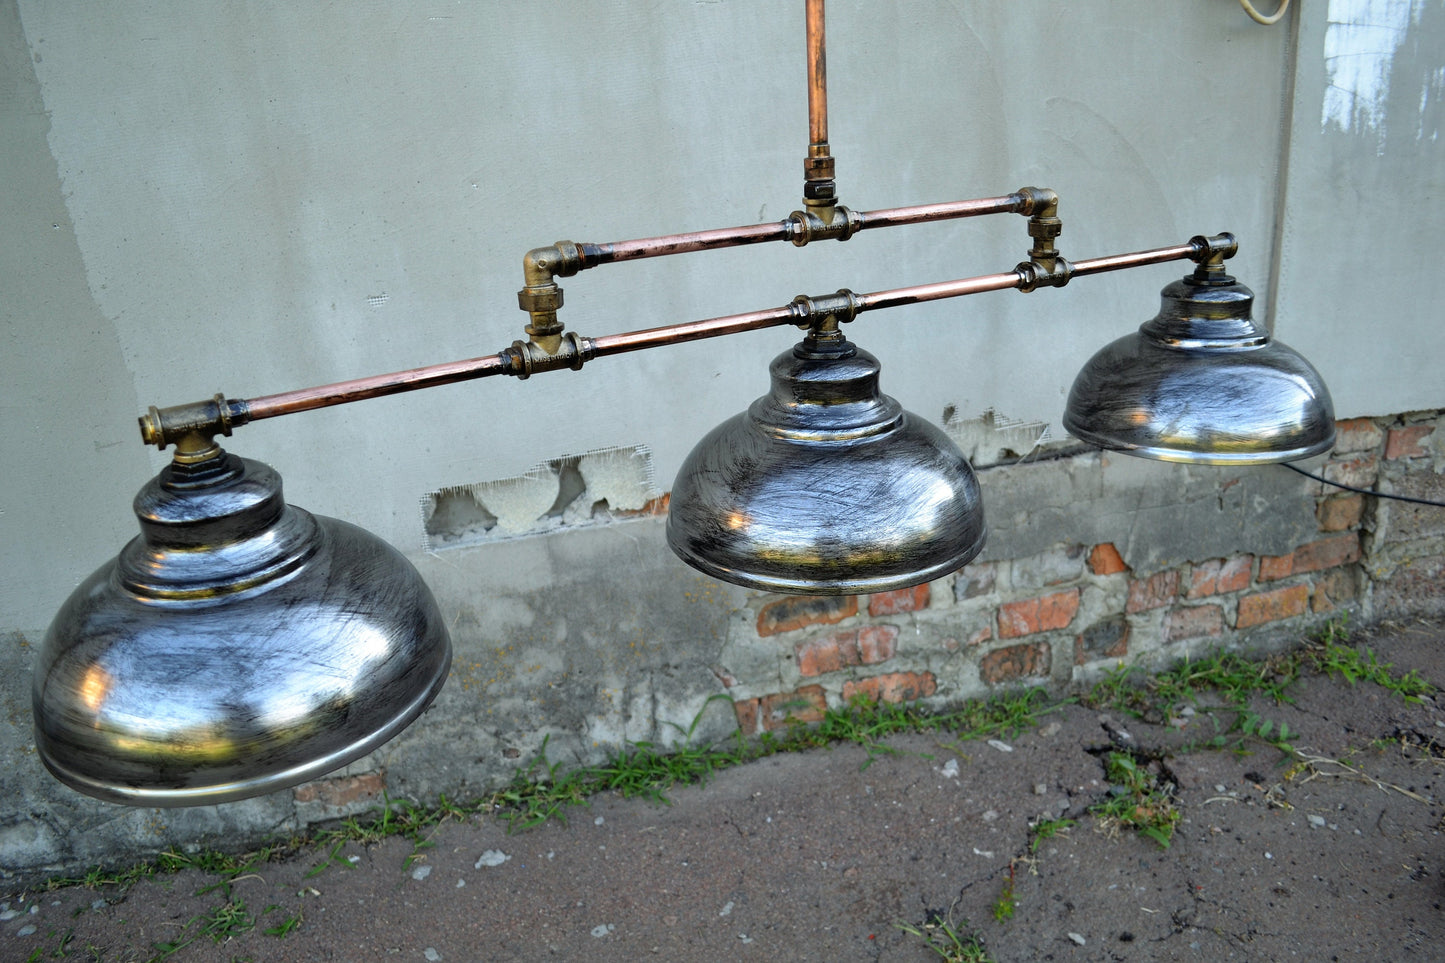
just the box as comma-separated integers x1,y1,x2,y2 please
422,445,663,548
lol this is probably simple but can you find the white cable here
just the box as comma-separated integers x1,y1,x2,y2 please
1239,0,1291,25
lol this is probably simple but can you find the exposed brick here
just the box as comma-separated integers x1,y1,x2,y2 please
1012,543,1086,590
1332,418,1383,455
1165,605,1224,642
293,771,386,807
1074,616,1129,664
1259,553,1294,581
980,642,1051,684
1386,424,1435,460
1088,543,1128,576
733,697,761,735
998,589,1080,638
1126,570,1180,613
1316,494,1364,533
760,685,827,730
1186,556,1252,599
842,671,938,704
795,625,898,677
868,584,930,617
1237,584,1310,628
1312,567,1360,613
757,595,856,637
967,625,993,647
1323,454,1378,491
953,562,997,601
1294,533,1362,574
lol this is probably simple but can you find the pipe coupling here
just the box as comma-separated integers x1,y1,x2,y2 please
504,332,591,380
1015,257,1074,293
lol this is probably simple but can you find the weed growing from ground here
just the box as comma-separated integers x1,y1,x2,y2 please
1027,817,1075,854
991,862,1017,922
1089,751,1180,848
897,915,996,962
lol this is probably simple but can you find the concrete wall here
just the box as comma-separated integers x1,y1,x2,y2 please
2,1,1441,883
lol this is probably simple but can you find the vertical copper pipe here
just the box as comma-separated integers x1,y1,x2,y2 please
806,0,828,151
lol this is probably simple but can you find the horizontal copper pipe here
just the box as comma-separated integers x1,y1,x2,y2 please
1071,243,1197,277
244,352,511,421
573,194,1025,268
580,221,792,266
855,195,1025,230
857,271,1024,312
228,237,1212,427
589,305,801,357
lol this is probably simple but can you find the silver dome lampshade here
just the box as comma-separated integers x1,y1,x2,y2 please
667,330,985,594
1064,261,1334,464
33,446,452,807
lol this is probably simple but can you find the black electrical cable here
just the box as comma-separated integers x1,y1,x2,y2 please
1283,462,1445,508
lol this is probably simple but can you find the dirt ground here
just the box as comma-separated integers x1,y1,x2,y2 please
5,617,1445,962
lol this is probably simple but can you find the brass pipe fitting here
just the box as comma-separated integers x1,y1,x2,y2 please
791,288,861,334
787,205,860,246
1187,232,1239,281
1015,256,1073,293
518,241,588,354
501,331,593,380
138,393,250,452
1016,186,1063,271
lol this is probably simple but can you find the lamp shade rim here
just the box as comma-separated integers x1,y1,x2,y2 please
1062,416,1336,466
669,524,987,596
37,638,451,807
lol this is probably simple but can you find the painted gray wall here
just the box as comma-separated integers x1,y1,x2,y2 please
4,0,1312,630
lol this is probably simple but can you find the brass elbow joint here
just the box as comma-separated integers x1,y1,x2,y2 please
518,241,587,353
1016,186,1063,272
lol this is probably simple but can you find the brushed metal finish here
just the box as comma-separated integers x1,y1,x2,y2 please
33,452,451,807
1064,272,1335,465
667,338,985,594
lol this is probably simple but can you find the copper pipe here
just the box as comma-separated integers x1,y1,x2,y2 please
570,194,1024,270
590,305,801,357
1071,243,1197,277
857,272,1024,312
167,236,1218,445
807,0,828,150
855,195,1025,229
244,352,510,421
249,240,1205,418
579,221,792,266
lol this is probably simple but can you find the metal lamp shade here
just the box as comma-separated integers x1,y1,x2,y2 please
1064,271,1335,464
667,336,985,594
33,450,451,807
